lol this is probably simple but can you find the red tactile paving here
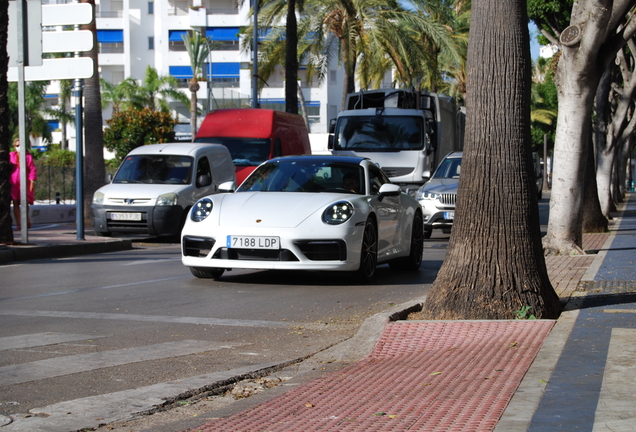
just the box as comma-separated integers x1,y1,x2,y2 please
190,320,554,432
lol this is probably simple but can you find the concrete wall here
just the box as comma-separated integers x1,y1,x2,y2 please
11,204,77,226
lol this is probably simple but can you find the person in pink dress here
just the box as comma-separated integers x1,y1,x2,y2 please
10,139,37,230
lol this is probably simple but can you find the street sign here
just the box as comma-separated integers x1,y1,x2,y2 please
8,57,94,81
42,3,93,26
42,30,93,53
8,0,42,66
7,2,95,82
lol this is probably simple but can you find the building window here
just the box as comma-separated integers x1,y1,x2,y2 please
148,1,154,14
148,36,154,50
97,30,124,54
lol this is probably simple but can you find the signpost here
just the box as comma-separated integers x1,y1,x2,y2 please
7,0,94,243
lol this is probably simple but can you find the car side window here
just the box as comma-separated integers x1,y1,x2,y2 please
196,156,212,188
369,165,389,195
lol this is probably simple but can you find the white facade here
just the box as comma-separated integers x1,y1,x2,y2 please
45,0,345,155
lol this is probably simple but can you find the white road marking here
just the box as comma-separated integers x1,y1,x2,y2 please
592,328,636,432
2,361,285,432
603,309,636,314
0,309,297,328
0,333,106,351
1,340,246,386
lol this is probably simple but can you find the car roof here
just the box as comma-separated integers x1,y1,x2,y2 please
444,151,463,159
268,154,367,165
127,143,229,157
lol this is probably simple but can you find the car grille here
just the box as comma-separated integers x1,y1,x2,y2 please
107,198,154,205
212,248,299,262
294,240,347,261
438,194,456,206
183,236,216,257
380,167,414,177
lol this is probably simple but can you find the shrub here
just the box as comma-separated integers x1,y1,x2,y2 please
104,107,176,162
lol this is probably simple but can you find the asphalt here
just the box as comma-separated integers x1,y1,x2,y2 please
1,193,634,432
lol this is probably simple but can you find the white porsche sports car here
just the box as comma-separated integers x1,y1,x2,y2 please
181,155,424,282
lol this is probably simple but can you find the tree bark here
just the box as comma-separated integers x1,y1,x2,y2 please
285,0,299,114
543,0,636,255
189,78,200,142
82,0,106,224
0,0,13,243
583,127,608,232
421,0,561,320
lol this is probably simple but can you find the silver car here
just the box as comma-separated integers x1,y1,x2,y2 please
415,152,462,238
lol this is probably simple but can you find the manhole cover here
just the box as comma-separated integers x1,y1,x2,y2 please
0,414,12,426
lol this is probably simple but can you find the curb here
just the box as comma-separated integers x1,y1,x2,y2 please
0,239,133,265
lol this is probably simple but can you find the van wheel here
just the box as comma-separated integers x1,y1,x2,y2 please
190,267,225,279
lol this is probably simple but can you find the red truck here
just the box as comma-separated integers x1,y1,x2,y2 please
195,109,312,184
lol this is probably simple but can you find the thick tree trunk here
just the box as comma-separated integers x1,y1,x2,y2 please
421,0,561,320
0,0,13,243
82,0,106,223
583,129,608,233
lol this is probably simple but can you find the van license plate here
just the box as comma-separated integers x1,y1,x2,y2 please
227,236,280,249
110,212,142,221
444,212,454,220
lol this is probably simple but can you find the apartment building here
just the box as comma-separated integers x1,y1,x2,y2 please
44,0,347,152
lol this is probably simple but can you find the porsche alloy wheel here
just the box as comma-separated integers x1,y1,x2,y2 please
390,210,424,271
355,220,378,282
190,267,225,279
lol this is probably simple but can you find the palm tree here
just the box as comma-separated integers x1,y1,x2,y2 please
183,31,210,141
100,77,138,113
126,66,189,113
8,81,53,144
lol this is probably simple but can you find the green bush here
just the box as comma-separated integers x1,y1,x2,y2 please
104,107,176,162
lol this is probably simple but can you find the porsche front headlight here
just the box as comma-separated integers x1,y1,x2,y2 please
323,201,354,225
156,192,178,206
191,198,213,222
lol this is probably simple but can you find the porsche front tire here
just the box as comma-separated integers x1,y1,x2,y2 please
354,220,378,283
190,267,225,279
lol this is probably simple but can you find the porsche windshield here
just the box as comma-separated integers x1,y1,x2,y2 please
195,137,270,166
113,155,193,184
334,116,423,151
238,160,365,194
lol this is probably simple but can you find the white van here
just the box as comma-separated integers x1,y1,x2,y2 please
91,143,236,238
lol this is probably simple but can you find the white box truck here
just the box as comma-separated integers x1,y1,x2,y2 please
329,89,465,196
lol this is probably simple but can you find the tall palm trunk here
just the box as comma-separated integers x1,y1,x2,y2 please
422,0,561,320
81,0,106,224
285,0,299,114
189,78,200,141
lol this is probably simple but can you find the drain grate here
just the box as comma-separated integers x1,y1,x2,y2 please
576,280,636,294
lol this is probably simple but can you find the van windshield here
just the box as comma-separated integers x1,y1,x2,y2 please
113,155,193,184
195,137,270,166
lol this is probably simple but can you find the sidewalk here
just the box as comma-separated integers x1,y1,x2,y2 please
0,223,132,265
180,194,635,432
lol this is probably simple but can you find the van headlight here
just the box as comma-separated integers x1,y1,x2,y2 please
191,198,213,222
93,191,104,205
156,192,178,206
323,201,353,225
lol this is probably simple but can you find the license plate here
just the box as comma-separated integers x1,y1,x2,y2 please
444,212,454,220
110,212,142,221
227,235,280,249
